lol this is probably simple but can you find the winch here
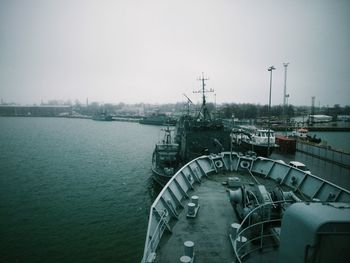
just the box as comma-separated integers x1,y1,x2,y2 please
228,177,298,221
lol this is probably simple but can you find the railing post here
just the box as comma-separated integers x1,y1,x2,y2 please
260,221,264,250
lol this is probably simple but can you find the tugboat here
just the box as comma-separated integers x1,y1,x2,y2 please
291,128,322,144
241,127,278,157
151,126,181,186
231,126,278,157
175,73,231,162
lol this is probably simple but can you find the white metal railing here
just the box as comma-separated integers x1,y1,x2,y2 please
141,155,212,262
142,209,168,263
233,200,295,263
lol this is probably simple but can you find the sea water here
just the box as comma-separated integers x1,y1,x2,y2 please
0,117,162,263
1,117,349,262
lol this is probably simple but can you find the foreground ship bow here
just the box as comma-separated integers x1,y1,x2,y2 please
142,152,350,263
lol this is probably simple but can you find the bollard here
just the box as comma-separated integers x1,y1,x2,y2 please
187,203,195,216
184,240,194,258
231,223,240,240
179,255,191,263
191,195,199,207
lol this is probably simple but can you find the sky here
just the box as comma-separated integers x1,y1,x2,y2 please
0,0,349,106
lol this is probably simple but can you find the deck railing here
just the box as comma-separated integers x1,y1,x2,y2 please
141,155,216,263
233,200,294,263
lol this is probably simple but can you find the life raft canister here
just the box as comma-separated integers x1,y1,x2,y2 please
240,160,250,169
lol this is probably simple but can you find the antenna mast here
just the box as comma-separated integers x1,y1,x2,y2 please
193,72,213,120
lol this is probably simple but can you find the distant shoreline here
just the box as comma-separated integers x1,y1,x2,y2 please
0,115,142,123
1,116,350,131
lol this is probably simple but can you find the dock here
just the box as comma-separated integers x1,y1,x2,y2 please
296,140,350,169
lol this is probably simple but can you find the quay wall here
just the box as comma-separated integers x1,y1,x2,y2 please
273,126,350,132
297,141,350,169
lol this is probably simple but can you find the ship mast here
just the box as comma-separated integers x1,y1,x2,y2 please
193,72,214,120
183,93,194,116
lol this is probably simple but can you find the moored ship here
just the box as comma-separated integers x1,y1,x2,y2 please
231,126,278,157
175,74,232,162
240,127,278,157
141,152,350,263
139,113,177,126
92,111,113,121
151,126,181,186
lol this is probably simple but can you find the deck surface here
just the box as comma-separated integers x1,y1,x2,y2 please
154,171,287,263
156,174,239,262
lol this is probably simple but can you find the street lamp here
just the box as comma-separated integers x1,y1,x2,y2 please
282,62,289,126
267,66,276,156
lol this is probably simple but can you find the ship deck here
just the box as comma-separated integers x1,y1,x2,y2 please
143,153,350,263
156,174,235,262
155,172,281,263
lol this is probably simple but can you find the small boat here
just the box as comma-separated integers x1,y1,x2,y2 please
291,128,322,144
231,126,278,157
291,128,308,139
92,112,113,121
152,126,181,186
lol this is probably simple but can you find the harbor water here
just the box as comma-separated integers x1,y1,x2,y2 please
307,131,350,152
0,117,161,263
1,117,350,262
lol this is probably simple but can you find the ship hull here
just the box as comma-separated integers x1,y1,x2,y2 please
139,117,176,126
151,148,179,187
240,140,275,157
179,127,232,162
151,166,173,186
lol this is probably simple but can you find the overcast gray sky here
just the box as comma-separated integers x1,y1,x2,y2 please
1,0,349,106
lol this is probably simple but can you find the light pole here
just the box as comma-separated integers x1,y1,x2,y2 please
267,66,276,156
282,62,289,124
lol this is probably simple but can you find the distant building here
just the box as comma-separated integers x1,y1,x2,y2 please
0,105,72,117
309,114,333,123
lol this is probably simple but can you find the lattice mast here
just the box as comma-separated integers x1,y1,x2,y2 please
193,72,214,120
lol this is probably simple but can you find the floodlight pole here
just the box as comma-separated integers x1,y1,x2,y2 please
282,62,289,125
267,66,276,156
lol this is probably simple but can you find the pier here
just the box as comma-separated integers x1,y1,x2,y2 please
296,140,350,169
272,125,350,132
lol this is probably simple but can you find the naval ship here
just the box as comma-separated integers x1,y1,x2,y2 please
151,74,231,186
141,151,350,262
175,74,232,162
